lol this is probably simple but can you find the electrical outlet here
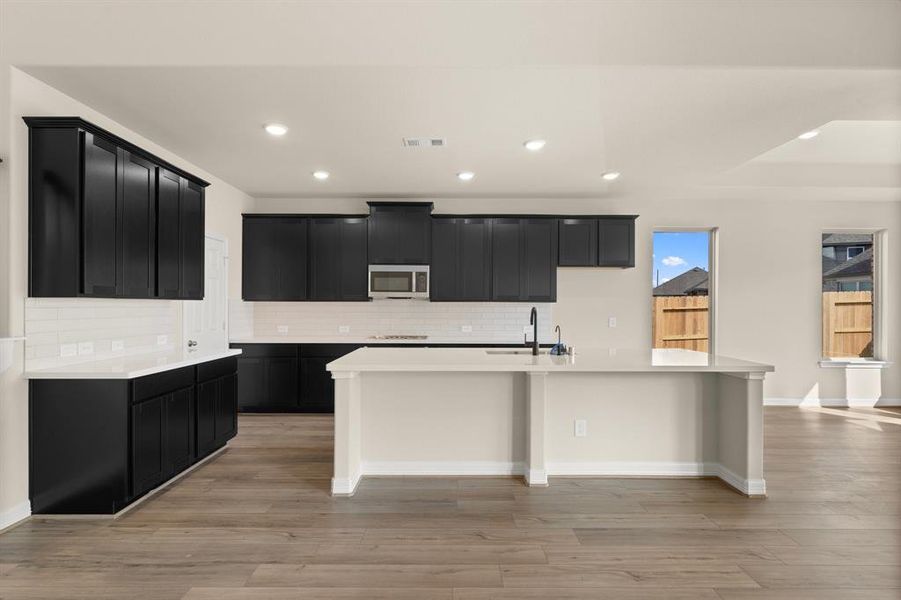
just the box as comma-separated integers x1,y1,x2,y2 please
608,316,617,328
60,343,78,358
461,325,473,333
338,325,350,334
574,419,588,437
111,340,125,352
77,341,94,356
277,325,289,335
608,347,617,357
157,335,168,346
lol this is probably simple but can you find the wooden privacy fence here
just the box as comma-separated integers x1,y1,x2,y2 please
822,291,873,358
652,296,709,352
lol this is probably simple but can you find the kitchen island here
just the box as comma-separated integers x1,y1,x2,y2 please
327,347,774,497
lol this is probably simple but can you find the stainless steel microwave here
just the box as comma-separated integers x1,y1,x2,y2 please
368,265,429,300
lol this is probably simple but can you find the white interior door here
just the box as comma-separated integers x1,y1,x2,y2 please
183,234,229,353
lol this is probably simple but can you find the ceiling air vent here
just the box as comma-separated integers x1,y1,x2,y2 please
403,137,447,148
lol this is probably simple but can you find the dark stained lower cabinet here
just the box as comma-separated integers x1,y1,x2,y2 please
29,356,237,515
233,344,298,411
299,357,334,413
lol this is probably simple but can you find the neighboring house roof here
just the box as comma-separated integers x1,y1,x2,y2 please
822,233,873,246
653,267,709,296
823,247,873,280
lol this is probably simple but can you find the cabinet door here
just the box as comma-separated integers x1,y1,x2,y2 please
338,217,368,300
309,218,341,300
215,373,238,443
491,218,523,301
120,152,156,297
164,387,193,476
179,179,205,299
81,132,121,297
242,218,278,300
598,217,635,267
236,357,267,410
156,170,181,298
368,205,430,264
458,218,492,300
559,218,598,266
299,356,336,413
132,395,165,496
522,219,558,302
268,356,299,409
275,218,308,300
430,218,459,301
196,379,218,457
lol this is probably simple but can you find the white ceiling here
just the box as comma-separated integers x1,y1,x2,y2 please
4,1,901,201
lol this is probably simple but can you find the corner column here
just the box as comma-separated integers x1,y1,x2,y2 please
331,370,362,496
526,371,549,486
716,371,766,496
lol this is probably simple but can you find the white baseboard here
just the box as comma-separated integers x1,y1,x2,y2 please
0,500,31,532
331,473,362,496
362,460,526,476
765,397,901,407
547,461,717,477
716,464,766,496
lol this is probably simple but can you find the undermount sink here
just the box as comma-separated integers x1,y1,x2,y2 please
485,349,549,355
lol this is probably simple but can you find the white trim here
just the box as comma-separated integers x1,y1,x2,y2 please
765,397,901,407
0,500,31,532
548,461,717,477
818,360,890,369
362,460,526,477
716,464,766,496
525,468,548,486
331,474,362,496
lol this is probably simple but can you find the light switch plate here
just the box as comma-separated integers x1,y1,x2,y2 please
77,341,94,356
338,325,350,334
574,419,588,437
277,325,289,335
111,340,125,352
608,316,617,328
461,325,473,333
157,335,168,346
60,343,78,358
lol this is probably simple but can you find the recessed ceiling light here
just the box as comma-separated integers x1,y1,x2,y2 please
264,123,288,136
798,130,819,140
601,171,621,181
457,171,475,181
312,170,330,180
524,139,546,151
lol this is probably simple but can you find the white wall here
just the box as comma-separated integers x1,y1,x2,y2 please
0,68,252,525
254,196,901,402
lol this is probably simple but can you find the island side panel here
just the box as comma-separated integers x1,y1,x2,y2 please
526,372,549,486
716,372,767,496
331,371,361,495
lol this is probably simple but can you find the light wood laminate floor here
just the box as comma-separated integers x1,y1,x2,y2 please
2,408,900,599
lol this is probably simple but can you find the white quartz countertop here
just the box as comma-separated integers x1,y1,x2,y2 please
24,348,242,380
230,337,544,345
327,347,774,374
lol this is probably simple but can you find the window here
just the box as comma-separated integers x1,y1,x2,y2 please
652,230,714,353
822,233,876,359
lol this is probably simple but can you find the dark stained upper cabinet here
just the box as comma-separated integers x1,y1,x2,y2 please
431,217,491,301
242,216,308,301
25,117,208,299
310,217,369,301
598,216,636,268
557,216,637,268
491,218,557,302
558,218,598,267
367,202,432,264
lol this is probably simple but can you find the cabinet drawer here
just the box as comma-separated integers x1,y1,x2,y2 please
133,366,195,402
197,356,238,383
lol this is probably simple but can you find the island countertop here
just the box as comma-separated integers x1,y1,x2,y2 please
326,347,774,374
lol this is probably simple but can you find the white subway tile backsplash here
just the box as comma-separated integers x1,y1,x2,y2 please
25,298,180,371
238,300,554,343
